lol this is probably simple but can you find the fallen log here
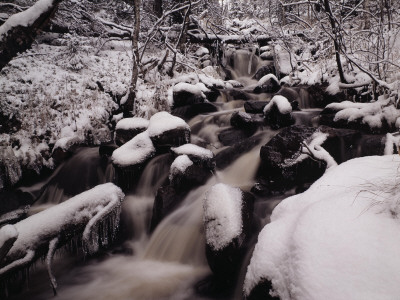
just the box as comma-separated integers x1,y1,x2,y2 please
188,31,273,45
0,0,63,70
0,183,124,295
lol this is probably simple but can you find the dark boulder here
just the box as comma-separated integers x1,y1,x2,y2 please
218,128,254,146
171,102,218,120
245,280,279,300
253,75,280,94
230,111,264,132
252,65,276,81
150,128,191,152
225,89,252,101
244,101,268,114
99,143,118,158
257,125,325,192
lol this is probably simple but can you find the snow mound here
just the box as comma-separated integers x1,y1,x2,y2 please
0,224,18,248
147,111,190,138
258,74,279,86
203,183,243,251
244,155,400,299
169,155,193,181
264,95,292,115
173,82,205,96
111,131,155,167
327,96,400,131
171,144,213,159
115,117,149,131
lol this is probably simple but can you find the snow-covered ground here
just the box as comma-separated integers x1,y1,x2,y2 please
244,154,400,299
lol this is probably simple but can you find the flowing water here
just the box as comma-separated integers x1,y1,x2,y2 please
7,45,372,299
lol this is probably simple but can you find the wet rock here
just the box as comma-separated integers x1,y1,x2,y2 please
306,83,347,108
257,125,325,192
225,88,252,101
204,184,255,289
203,87,220,102
244,101,268,114
276,87,300,104
150,185,186,231
230,111,264,132
253,74,280,94
218,128,253,146
99,143,118,157
171,102,218,120
252,65,276,81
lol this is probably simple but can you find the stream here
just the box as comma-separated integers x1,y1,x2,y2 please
5,45,376,299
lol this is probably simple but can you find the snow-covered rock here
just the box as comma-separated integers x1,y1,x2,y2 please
244,155,400,300
115,117,149,146
172,82,206,108
148,112,190,151
263,95,295,129
204,183,255,287
171,143,214,168
0,224,18,261
230,111,264,132
253,74,280,94
169,155,193,182
112,131,155,190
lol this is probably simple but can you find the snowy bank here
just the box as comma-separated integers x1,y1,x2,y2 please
244,155,400,299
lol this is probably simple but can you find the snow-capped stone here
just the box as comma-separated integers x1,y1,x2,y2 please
169,155,193,182
203,183,255,287
264,95,292,115
171,143,214,160
195,46,209,57
253,74,280,94
112,131,155,168
115,117,149,146
172,82,206,108
0,224,18,261
148,112,190,151
263,95,295,129
204,183,243,251
244,155,400,300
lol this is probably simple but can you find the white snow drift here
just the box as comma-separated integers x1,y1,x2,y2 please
244,155,400,300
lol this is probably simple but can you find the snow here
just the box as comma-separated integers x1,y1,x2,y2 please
171,144,213,159
147,112,190,138
111,131,155,167
264,95,292,115
384,133,400,155
169,155,193,181
115,117,149,131
173,82,205,96
291,131,337,170
244,155,400,299
0,224,18,248
195,47,209,57
328,96,400,131
0,0,55,41
0,182,124,275
257,73,279,86
203,183,243,251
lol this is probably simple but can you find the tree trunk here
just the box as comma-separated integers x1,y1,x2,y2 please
125,0,141,117
153,0,163,18
323,0,347,84
0,0,63,71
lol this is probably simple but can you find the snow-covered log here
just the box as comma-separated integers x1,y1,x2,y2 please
0,0,63,70
0,183,124,294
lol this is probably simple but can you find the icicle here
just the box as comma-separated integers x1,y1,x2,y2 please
46,237,59,295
